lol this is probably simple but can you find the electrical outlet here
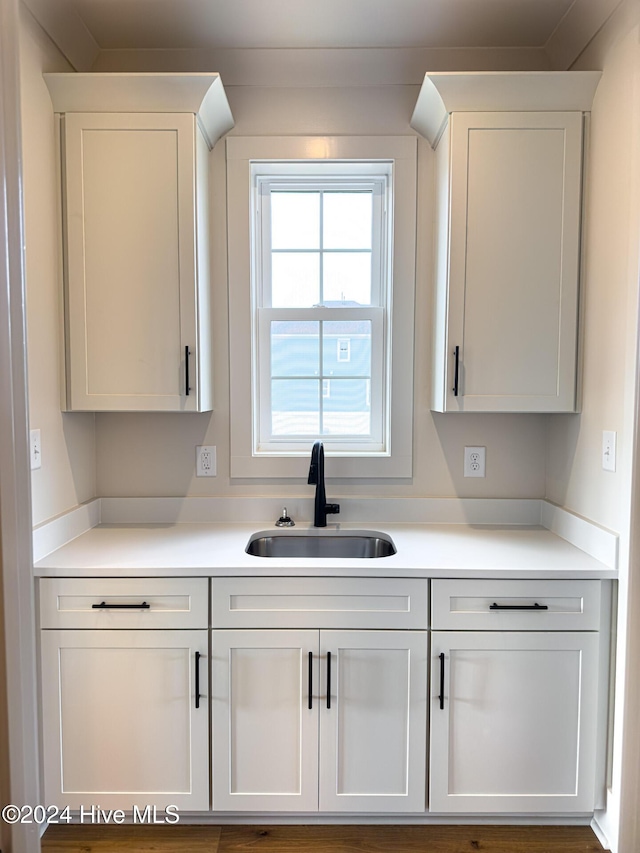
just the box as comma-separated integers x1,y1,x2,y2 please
30,429,42,470
196,445,217,477
602,431,616,472
464,446,486,478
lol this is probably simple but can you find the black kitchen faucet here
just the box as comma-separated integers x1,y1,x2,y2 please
307,441,340,527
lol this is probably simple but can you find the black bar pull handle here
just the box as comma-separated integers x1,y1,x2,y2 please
326,651,332,710
489,602,549,611
185,345,191,396
438,652,445,710
195,651,201,709
453,345,460,396
308,651,313,710
92,601,151,610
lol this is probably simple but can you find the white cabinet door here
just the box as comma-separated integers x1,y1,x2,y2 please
430,631,599,813
319,630,427,813
433,111,583,413
211,630,319,811
40,629,209,810
62,112,211,412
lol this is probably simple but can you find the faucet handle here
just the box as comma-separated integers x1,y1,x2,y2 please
326,503,340,517
275,506,295,527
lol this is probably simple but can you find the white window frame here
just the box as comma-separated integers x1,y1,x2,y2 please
254,169,388,453
227,137,417,479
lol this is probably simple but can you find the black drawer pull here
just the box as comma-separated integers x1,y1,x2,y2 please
91,601,151,610
195,651,201,710
308,651,313,710
438,652,445,710
489,602,549,611
453,345,460,396
185,345,191,396
326,651,332,710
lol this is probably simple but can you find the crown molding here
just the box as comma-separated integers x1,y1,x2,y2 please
410,70,602,147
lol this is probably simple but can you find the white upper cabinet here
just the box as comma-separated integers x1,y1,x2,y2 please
45,73,234,412
411,72,601,413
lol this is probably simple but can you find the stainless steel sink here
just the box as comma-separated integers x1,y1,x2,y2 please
246,531,396,559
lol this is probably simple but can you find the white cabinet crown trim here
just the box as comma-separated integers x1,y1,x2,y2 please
44,72,234,149
411,71,602,147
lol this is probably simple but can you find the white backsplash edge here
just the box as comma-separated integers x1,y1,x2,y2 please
97,496,544,526
32,498,102,562
540,500,619,569
31,497,619,570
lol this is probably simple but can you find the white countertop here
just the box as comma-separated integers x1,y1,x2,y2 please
33,521,616,579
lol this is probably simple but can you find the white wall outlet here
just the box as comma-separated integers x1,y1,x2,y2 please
464,446,486,478
602,431,617,472
30,429,42,470
196,445,217,477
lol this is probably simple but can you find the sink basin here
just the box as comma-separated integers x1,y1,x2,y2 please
246,531,396,559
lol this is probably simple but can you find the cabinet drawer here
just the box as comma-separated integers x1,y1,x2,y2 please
39,578,208,629
211,577,428,629
431,579,600,631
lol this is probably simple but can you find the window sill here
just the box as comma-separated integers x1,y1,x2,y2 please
230,453,413,479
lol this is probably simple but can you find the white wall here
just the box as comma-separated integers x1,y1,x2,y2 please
91,73,549,501
544,2,640,850
19,4,96,526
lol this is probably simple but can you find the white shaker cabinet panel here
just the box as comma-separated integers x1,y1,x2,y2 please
319,630,428,813
61,112,210,411
429,631,599,813
40,629,209,810
432,112,584,412
211,630,320,812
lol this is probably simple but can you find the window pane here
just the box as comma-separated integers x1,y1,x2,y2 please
323,321,371,378
271,253,320,307
271,192,319,249
323,192,372,249
272,379,320,435
323,379,371,436
323,253,372,304
271,321,319,378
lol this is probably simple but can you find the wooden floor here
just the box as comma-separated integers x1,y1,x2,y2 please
41,824,609,852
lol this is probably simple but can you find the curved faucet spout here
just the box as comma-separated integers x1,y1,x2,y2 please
307,441,340,527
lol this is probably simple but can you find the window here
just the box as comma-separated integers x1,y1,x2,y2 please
254,168,389,453
227,137,416,479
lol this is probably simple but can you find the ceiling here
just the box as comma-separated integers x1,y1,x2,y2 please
68,0,577,51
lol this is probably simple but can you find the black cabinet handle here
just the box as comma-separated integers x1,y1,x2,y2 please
91,601,150,610
185,345,191,396
326,651,332,710
439,652,445,710
489,602,549,611
195,651,201,709
453,346,460,396
308,651,313,710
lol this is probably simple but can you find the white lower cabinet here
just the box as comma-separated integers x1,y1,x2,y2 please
212,596,427,813
37,574,604,820
210,576,429,813
211,628,428,813
39,579,210,811
429,580,601,814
